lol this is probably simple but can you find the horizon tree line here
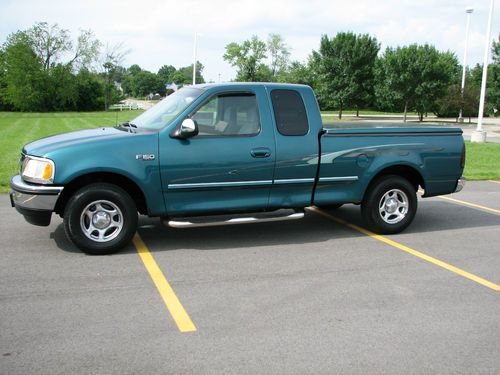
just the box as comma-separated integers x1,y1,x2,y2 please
0,22,498,120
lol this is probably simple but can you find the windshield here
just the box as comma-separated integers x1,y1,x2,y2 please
130,87,203,130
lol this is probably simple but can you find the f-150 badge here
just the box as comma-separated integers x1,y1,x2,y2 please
136,154,155,161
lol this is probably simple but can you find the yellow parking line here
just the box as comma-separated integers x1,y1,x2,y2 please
436,195,500,215
488,180,500,185
133,233,197,332
308,207,500,291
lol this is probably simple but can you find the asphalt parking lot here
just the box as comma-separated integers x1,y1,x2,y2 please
1,181,499,374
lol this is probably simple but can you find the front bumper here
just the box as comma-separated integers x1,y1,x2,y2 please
10,175,64,226
454,176,466,193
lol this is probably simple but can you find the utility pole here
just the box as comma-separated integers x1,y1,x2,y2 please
459,8,473,122
472,0,495,143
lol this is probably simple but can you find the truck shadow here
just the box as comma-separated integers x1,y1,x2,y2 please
50,212,349,254
50,199,500,254
329,200,500,235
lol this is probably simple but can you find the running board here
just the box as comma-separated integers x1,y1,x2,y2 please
164,209,304,229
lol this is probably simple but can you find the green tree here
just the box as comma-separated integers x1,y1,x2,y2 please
28,22,72,71
277,60,314,86
311,32,379,118
75,68,104,110
44,63,78,111
375,44,459,121
157,64,176,84
436,84,479,121
101,43,129,109
67,29,102,70
171,62,205,85
121,64,141,96
223,36,267,81
254,64,273,82
128,64,142,75
1,31,46,111
267,33,290,78
0,22,103,111
468,63,491,116
0,49,7,109
489,34,500,115
27,22,100,72
133,70,161,97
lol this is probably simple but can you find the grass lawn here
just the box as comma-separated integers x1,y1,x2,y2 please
464,141,500,180
0,111,143,192
0,111,498,192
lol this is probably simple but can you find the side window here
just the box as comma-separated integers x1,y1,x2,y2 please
271,89,309,136
191,93,260,136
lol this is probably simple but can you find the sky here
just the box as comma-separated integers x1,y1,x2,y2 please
1,0,499,83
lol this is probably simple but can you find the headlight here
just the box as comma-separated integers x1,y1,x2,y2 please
21,155,55,184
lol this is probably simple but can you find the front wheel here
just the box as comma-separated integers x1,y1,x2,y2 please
64,183,138,255
361,175,417,234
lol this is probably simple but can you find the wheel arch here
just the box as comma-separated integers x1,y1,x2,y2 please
55,172,148,217
363,164,424,202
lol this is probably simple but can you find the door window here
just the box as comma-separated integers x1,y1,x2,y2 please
191,93,260,136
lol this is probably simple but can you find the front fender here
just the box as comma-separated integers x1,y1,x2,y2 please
46,132,165,216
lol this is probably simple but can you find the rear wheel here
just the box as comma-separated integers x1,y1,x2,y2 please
361,175,417,234
64,183,138,255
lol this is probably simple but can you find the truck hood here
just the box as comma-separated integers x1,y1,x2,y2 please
23,127,136,156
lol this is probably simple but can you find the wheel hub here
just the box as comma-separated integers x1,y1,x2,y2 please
92,211,111,229
385,198,398,213
378,189,409,224
80,200,124,243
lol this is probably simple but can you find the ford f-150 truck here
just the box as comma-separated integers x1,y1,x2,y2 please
10,83,465,254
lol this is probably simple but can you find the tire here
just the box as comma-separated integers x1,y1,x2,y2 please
64,183,138,255
361,175,417,234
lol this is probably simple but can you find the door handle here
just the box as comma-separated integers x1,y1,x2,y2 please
251,147,271,158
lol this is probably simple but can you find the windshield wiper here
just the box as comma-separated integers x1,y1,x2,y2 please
116,122,138,133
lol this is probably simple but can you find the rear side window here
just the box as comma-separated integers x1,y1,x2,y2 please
271,90,309,136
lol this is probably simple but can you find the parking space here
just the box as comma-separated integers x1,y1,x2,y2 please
1,181,499,374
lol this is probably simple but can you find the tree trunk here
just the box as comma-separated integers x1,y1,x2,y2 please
419,112,424,122
339,102,343,120
403,101,408,123
356,107,359,117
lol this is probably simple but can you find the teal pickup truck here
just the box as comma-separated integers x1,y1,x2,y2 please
10,83,465,254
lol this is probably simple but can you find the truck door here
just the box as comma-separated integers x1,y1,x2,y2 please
161,87,276,215
268,88,321,208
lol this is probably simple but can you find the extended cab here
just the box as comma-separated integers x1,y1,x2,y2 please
10,83,465,254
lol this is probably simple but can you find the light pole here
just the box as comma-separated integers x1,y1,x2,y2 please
192,32,202,85
458,7,473,122
472,0,495,143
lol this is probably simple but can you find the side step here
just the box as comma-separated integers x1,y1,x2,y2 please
164,209,304,229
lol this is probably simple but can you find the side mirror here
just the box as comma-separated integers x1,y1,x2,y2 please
171,118,199,139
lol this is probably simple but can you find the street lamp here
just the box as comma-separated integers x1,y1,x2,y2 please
458,7,473,122
472,0,495,143
192,32,203,85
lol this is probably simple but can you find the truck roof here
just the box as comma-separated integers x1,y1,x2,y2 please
193,82,311,90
